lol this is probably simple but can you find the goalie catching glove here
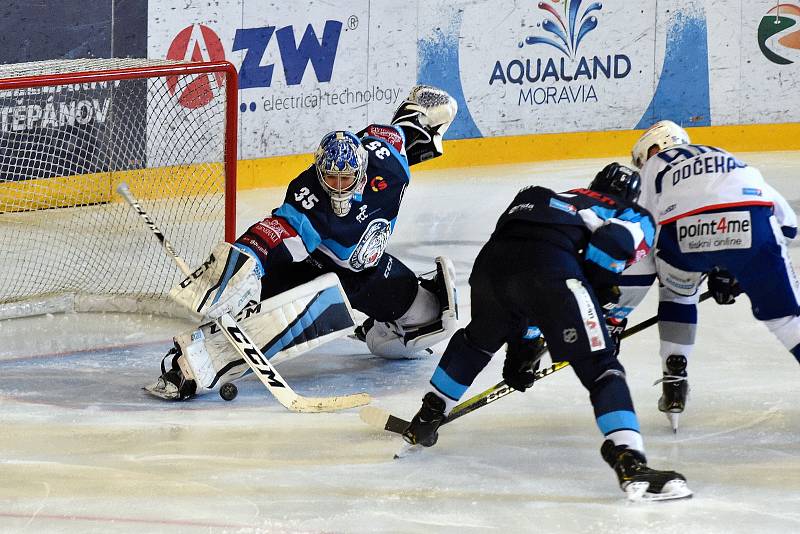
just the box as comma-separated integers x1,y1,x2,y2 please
391,85,458,166
169,242,263,320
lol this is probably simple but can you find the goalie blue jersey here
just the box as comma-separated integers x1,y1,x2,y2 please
236,125,411,274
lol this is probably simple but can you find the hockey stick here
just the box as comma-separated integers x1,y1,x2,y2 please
361,290,712,432
116,182,370,412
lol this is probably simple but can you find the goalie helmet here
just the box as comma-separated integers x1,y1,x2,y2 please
314,130,369,217
589,163,642,203
631,120,690,168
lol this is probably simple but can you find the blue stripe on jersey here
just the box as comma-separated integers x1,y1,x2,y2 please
616,208,656,246
658,300,698,324
234,243,264,277
585,243,626,273
273,203,322,252
431,366,469,401
364,132,411,180
596,410,640,434
590,205,616,221
321,237,357,261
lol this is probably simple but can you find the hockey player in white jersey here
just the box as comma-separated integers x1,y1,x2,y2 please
614,120,799,430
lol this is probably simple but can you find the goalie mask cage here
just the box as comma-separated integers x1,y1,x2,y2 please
0,59,237,319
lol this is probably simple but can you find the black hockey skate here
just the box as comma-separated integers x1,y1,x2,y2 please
656,354,689,432
601,440,692,502
143,345,197,401
402,392,447,447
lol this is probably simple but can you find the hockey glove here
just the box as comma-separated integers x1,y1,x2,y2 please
391,85,457,165
502,335,547,392
606,317,627,358
170,242,263,320
595,285,622,312
707,267,741,305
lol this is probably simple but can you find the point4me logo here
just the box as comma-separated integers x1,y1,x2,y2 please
758,4,800,65
167,24,227,109
489,0,631,107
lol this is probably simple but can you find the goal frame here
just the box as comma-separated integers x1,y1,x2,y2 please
0,59,238,242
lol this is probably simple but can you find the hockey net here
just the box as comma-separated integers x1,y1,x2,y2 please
0,58,237,319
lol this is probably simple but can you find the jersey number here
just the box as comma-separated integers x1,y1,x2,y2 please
294,187,319,209
365,141,391,160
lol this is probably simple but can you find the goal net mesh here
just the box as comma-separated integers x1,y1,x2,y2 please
0,58,235,318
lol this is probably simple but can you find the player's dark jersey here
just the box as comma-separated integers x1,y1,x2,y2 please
235,125,411,275
495,185,656,286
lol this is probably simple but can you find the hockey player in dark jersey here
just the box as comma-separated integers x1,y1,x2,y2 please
145,85,459,401
402,163,692,501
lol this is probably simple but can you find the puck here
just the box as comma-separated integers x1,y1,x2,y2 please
219,382,238,401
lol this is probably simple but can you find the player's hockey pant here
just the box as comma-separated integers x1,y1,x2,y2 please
258,253,419,322
429,235,643,450
658,206,800,363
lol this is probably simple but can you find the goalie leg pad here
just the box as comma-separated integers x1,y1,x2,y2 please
366,256,458,359
161,273,356,397
169,241,263,320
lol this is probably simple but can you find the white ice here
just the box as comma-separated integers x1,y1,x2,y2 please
1,153,798,533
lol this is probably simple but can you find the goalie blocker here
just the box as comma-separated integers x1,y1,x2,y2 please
146,272,356,400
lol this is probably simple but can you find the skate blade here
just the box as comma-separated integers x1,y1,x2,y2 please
666,412,680,433
393,441,420,460
625,480,693,502
142,384,180,400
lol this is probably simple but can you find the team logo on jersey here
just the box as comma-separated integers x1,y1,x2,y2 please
758,4,800,65
676,211,752,253
370,176,388,192
350,219,391,270
166,25,227,109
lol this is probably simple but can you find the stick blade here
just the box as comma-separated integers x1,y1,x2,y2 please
288,392,371,413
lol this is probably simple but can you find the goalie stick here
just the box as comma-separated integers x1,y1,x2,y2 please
360,290,712,432
116,182,370,413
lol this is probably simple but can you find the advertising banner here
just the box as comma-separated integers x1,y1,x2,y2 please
148,0,415,159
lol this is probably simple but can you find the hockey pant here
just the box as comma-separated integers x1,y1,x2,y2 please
427,236,644,452
654,206,800,363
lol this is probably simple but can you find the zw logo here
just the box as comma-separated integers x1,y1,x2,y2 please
225,325,285,388
166,24,227,109
179,253,216,288
234,21,343,89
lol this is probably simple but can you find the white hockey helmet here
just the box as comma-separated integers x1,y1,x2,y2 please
631,120,690,168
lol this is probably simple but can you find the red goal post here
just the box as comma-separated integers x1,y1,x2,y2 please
0,59,238,318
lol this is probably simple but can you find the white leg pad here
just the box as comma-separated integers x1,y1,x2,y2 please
176,273,356,395
366,256,458,359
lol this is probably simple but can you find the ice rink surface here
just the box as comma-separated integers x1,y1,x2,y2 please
1,153,798,533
